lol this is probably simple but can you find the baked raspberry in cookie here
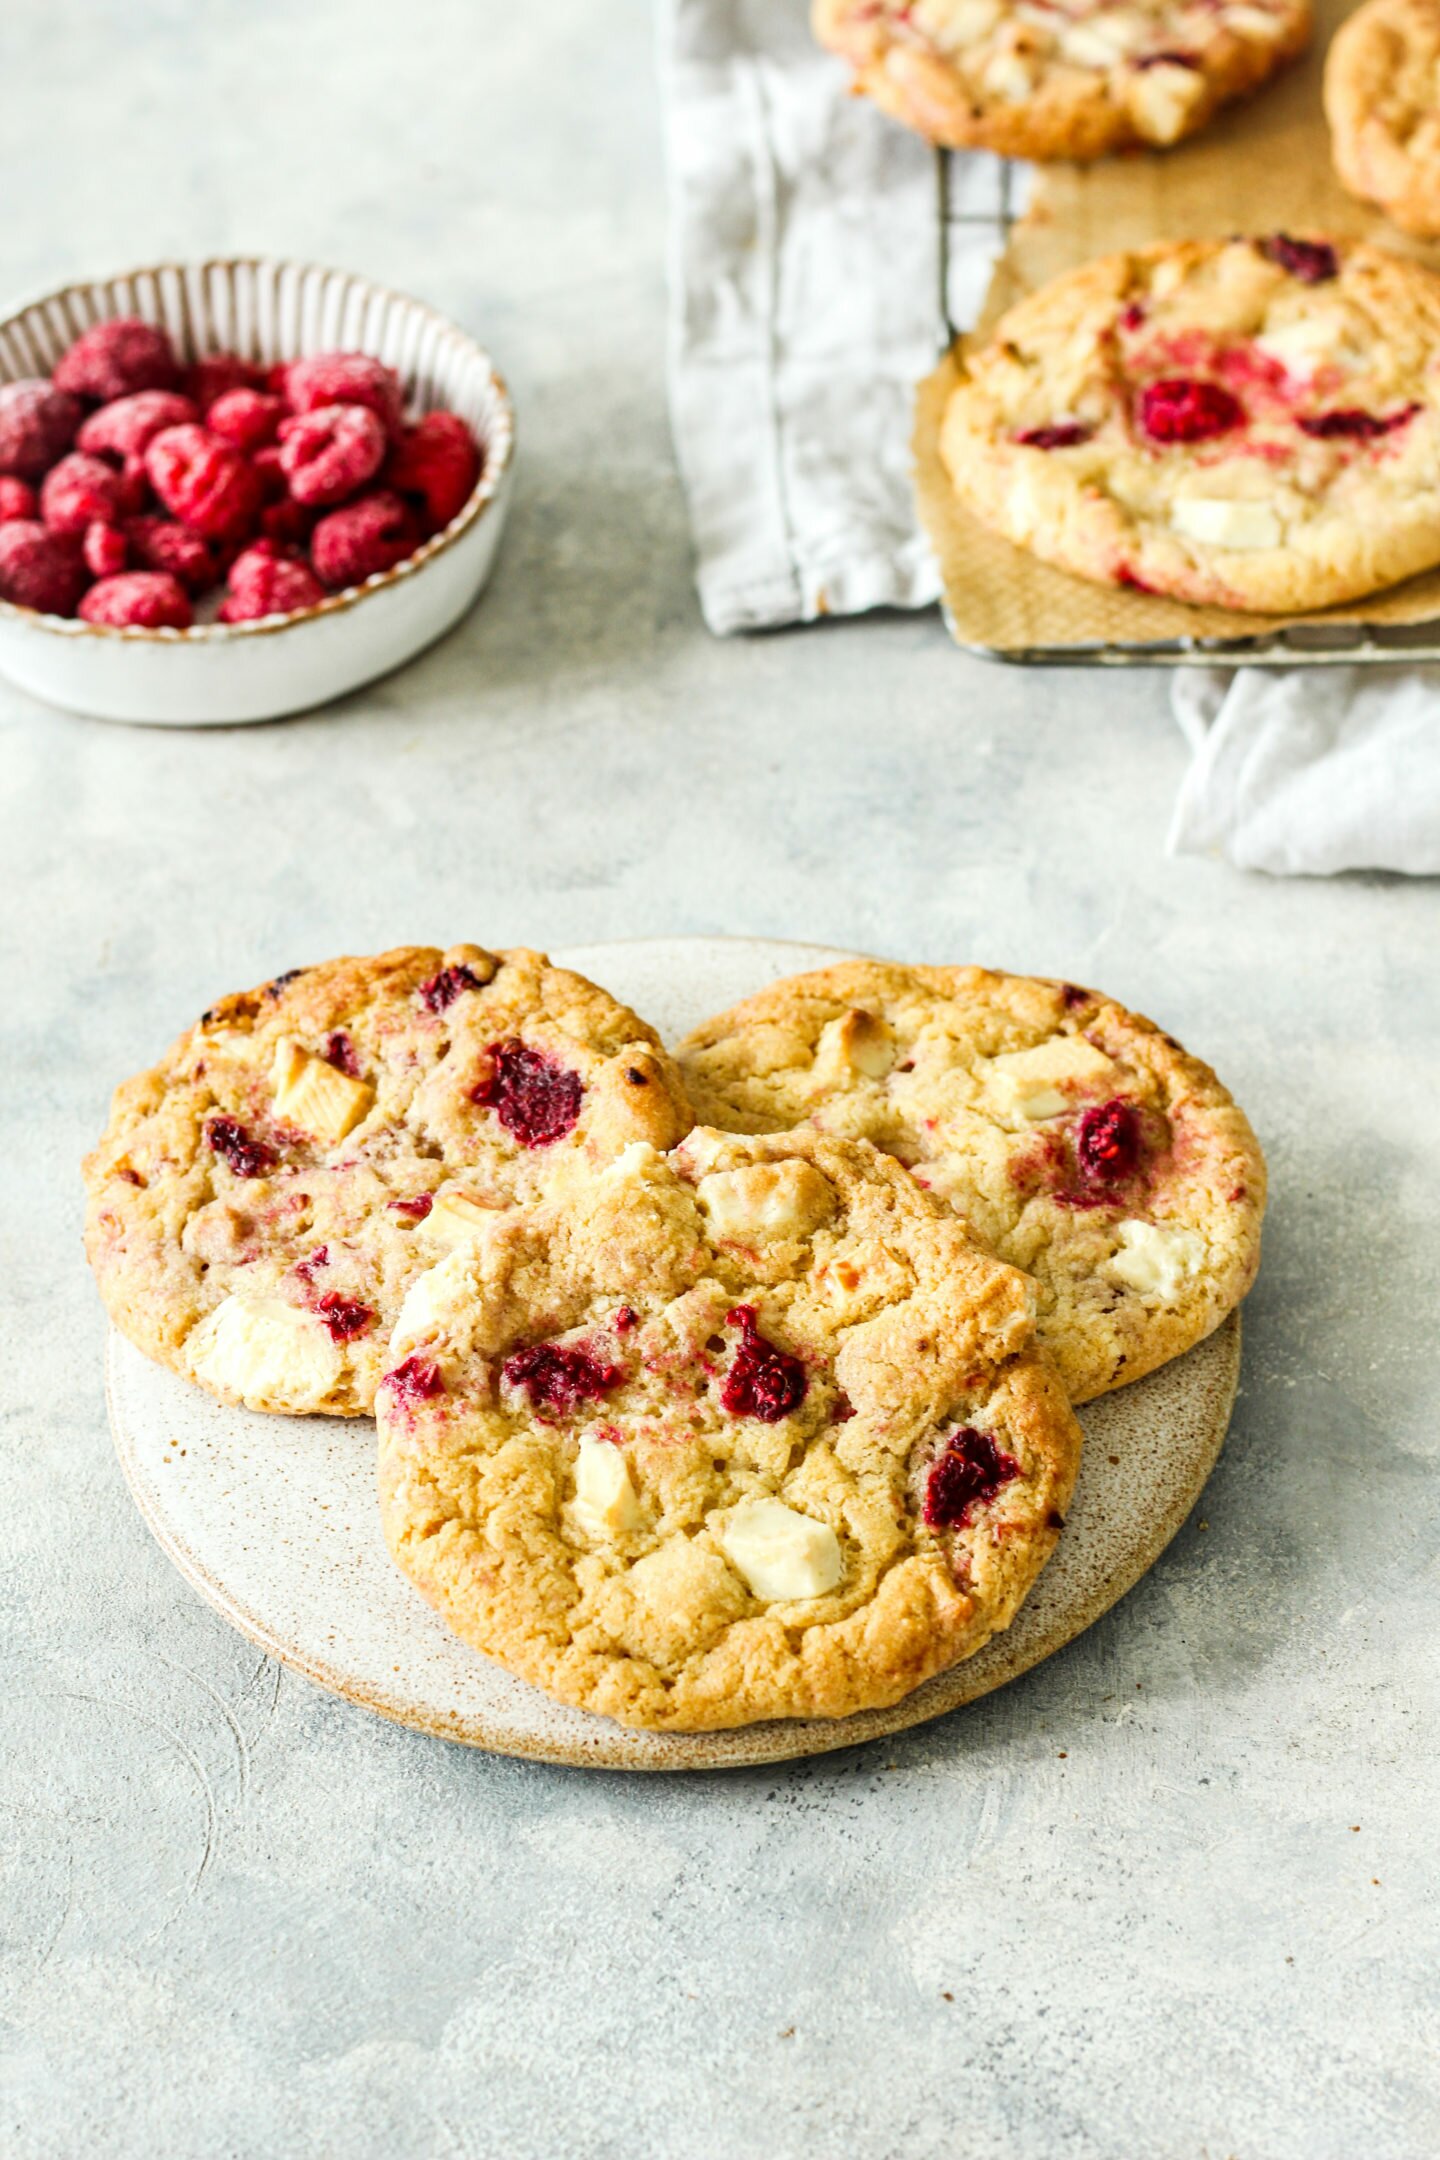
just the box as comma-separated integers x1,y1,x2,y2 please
377,1128,1081,1730
84,947,692,1417
1326,0,1440,237
938,236,1440,611
813,0,1310,160
679,962,1266,1405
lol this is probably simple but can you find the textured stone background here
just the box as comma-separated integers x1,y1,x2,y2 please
1,3,1437,2155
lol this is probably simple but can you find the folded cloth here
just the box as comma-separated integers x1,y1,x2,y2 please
660,0,1015,635
1170,668,1440,876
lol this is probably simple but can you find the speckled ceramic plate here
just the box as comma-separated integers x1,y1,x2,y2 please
106,937,1242,1770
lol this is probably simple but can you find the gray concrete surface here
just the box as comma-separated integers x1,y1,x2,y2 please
2,3,1437,2155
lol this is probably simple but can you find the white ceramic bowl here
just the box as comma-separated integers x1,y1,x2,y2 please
0,259,515,724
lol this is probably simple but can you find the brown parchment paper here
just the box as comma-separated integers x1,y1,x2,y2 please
914,0,1440,653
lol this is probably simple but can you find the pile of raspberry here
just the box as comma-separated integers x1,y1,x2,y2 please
0,318,483,629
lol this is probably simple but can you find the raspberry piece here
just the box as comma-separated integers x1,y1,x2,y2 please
324,1029,360,1076
0,522,87,614
1075,1099,1143,1185
259,496,315,549
0,476,37,523
923,1429,1020,1530
382,1354,445,1405
0,379,84,478
207,388,285,453
309,489,417,588
125,514,218,593
218,542,325,622
1135,47,1198,66
387,411,482,528
83,520,128,578
419,962,482,1013
1298,405,1419,441
185,353,265,414
1017,422,1093,449
471,1039,583,1147
387,1193,433,1220
721,1305,807,1422
502,1340,623,1417
282,353,405,440
145,424,262,539
313,1291,375,1342
1261,235,1339,286
79,571,194,630
39,452,130,535
53,318,180,402
1137,378,1244,444
76,390,198,463
205,1116,276,1178
278,403,386,507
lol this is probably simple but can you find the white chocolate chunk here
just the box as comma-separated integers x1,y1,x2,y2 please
919,0,1002,44
1061,11,1146,63
1106,1219,1206,1300
719,1497,843,1603
1171,497,1282,551
1128,62,1205,143
983,1036,1119,1124
424,1189,495,1249
390,1249,477,1359
1255,317,1352,378
271,1040,373,1143
696,1160,837,1243
1224,4,1284,35
185,1292,341,1411
814,1008,897,1086
572,1435,643,1539
983,50,1036,101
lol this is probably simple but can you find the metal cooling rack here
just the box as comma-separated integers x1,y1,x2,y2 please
936,148,1440,667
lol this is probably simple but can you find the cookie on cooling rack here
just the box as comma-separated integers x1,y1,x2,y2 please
84,946,691,1417
1326,0,1440,237
812,0,1310,160
936,234,1440,612
678,960,1265,1406
376,1128,1082,1731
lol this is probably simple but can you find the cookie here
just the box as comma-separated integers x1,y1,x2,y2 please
376,1127,1081,1730
84,946,691,1417
813,0,1310,160
678,962,1265,1406
1326,0,1440,237
937,235,1440,612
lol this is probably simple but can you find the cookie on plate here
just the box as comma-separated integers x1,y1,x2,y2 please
376,1128,1082,1731
679,962,1265,1405
1326,0,1440,237
937,235,1440,612
813,0,1310,160
84,946,691,1417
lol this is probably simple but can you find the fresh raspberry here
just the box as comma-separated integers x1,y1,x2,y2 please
282,352,405,440
77,391,198,463
39,452,130,535
205,1115,276,1178
251,444,288,501
382,1354,445,1405
0,476,36,522
1261,235,1338,285
0,521,88,615
313,1291,375,1342
53,318,180,402
124,514,218,593
207,388,285,453
721,1305,807,1422
185,353,265,413
1137,379,1244,444
502,1341,623,1417
471,1039,583,1147
259,496,316,549
83,520,128,578
145,424,262,539
278,403,386,507
79,571,194,630
1298,405,1419,441
310,489,417,588
0,379,84,478
1075,1099,1143,1185
387,411,482,528
419,962,482,1013
1017,422,1093,450
923,1429,1020,1530
218,542,326,622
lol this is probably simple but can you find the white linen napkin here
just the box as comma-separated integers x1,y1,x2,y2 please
1170,669,1440,876
660,0,1016,635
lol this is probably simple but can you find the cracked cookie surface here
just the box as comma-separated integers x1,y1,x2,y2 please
376,1128,1081,1730
84,946,691,1416
1326,0,1440,237
938,235,1440,612
679,961,1265,1404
